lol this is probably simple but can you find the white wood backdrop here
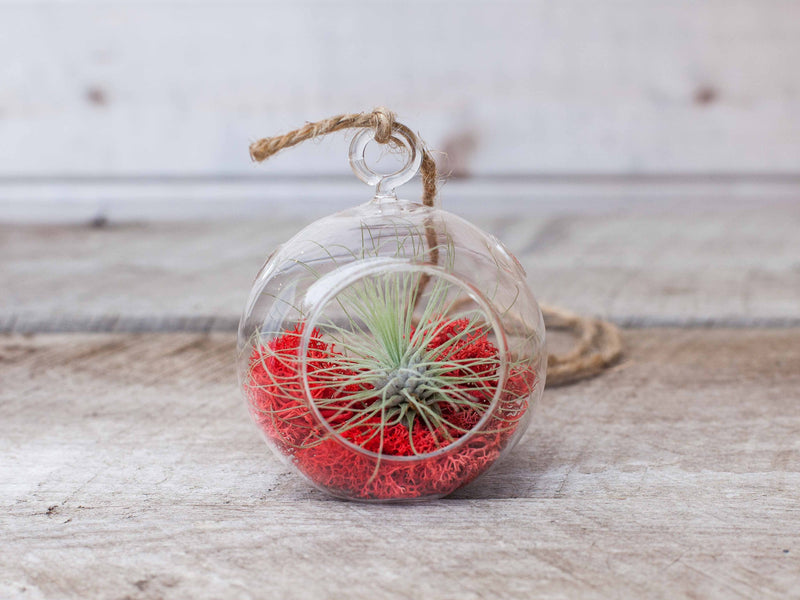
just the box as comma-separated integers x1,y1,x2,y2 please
1,0,800,219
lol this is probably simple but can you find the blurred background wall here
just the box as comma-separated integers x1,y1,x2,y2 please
2,0,799,221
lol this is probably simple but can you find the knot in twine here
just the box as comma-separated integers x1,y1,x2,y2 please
250,108,622,386
370,106,395,144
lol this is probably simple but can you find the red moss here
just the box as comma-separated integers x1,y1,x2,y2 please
246,321,534,500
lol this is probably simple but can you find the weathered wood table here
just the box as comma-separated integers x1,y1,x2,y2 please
2,205,799,599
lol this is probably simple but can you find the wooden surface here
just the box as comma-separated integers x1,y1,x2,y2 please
1,175,799,225
2,1,800,181
2,203,799,598
1,329,799,599
3,205,799,332
5,1,800,221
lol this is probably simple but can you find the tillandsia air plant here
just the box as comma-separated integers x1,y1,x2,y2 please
240,214,545,501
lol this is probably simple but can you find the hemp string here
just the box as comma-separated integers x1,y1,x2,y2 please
250,108,623,387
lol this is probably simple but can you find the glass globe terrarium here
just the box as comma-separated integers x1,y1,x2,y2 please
237,128,546,501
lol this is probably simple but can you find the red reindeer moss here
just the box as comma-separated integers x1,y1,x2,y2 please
247,322,534,500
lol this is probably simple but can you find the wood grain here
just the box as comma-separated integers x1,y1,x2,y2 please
2,329,799,599
2,206,799,332
2,175,799,224
1,1,799,178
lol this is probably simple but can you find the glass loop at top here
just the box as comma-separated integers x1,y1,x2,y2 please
349,127,422,199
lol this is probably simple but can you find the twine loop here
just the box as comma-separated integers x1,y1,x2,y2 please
251,107,438,207
250,108,623,386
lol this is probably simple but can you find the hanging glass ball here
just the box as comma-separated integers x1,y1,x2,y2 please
237,129,546,501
